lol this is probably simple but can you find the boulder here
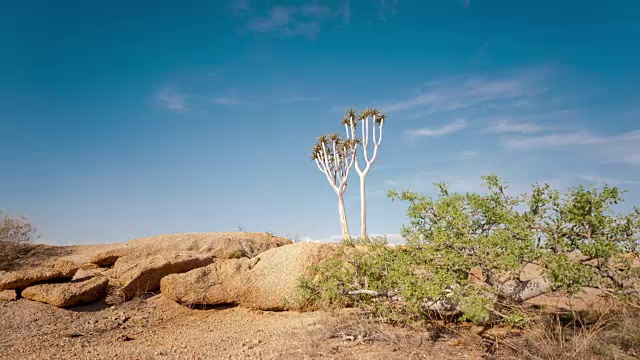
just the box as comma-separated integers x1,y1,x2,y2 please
161,242,338,310
109,232,291,300
21,275,109,307
0,289,17,301
89,247,130,267
160,257,259,306
112,252,216,299
0,261,79,290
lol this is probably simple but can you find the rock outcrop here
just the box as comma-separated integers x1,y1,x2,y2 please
1,232,293,307
109,232,291,299
161,242,338,310
0,261,79,290
21,275,109,307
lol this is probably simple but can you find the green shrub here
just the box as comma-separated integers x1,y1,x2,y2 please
300,174,640,325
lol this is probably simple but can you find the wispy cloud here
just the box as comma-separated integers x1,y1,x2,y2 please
504,131,603,150
317,233,405,244
157,89,187,112
239,2,350,39
408,118,468,137
503,129,640,166
384,67,551,115
378,0,398,20
489,120,550,134
623,153,640,165
579,174,640,185
275,95,320,104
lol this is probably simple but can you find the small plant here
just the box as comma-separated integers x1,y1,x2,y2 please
0,211,39,244
232,249,246,259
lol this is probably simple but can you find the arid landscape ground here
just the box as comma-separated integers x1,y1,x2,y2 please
1,295,487,359
0,234,483,359
0,233,636,360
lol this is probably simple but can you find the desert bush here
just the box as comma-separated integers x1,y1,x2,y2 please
0,212,40,270
0,211,39,244
300,174,640,325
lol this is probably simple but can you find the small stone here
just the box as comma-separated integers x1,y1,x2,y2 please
116,334,134,342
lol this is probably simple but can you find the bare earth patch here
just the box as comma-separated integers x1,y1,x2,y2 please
0,295,482,359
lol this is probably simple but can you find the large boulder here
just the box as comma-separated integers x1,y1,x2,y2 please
21,275,109,307
0,261,79,290
111,252,216,299
161,242,338,310
108,232,291,300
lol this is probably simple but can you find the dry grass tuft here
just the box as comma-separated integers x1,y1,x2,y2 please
290,310,483,359
491,301,640,360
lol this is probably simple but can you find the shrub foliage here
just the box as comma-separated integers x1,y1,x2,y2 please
0,211,39,244
302,175,640,324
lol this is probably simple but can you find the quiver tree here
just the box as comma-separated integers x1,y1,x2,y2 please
312,133,357,240
342,108,386,238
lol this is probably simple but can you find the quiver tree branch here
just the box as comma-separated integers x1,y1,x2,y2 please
342,108,387,238
312,133,357,240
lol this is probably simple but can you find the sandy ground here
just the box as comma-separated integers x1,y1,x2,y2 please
0,295,482,360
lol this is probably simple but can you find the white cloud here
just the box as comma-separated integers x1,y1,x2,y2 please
384,67,551,114
578,175,640,185
503,131,602,150
157,89,187,112
313,233,405,244
623,153,640,165
273,95,320,104
408,118,468,137
503,129,640,166
489,120,549,134
378,0,398,20
241,3,349,38
385,93,443,112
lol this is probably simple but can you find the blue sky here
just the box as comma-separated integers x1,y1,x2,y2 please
2,0,639,245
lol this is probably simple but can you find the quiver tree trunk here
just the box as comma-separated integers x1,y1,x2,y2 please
359,177,366,238
338,196,350,241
